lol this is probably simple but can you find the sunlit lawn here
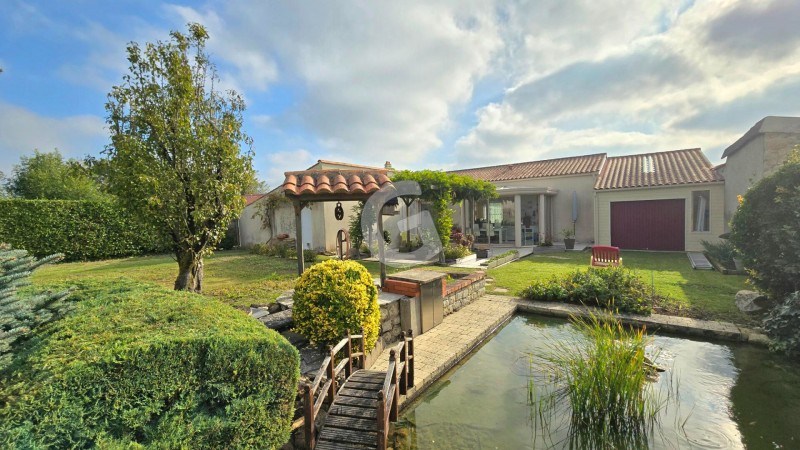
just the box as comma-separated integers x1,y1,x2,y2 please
34,248,752,324
487,251,752,324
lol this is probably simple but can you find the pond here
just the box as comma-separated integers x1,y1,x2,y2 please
391,315,800,449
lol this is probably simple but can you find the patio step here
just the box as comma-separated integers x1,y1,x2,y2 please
687,252,713,270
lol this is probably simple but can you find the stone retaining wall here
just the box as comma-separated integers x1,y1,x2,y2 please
443,272,486,316
379,299,402,346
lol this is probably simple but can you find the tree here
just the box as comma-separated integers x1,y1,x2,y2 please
0,244,72,371
105,23,254,292
4,150,106,200
729,149,800,299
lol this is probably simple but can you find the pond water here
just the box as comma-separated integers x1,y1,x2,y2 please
391,315,800,449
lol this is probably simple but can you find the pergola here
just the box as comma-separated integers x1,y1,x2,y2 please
282,168,396,281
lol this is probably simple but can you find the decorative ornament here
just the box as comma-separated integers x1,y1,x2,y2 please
334,201,344,221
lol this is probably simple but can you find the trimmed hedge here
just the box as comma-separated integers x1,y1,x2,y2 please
0,279,300,449
520,266,654,314
293,259,381,350
0,199,170,261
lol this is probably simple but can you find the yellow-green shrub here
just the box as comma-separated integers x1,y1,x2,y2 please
292,259,380,350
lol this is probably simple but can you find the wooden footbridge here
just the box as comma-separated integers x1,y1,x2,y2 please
300,329,414,450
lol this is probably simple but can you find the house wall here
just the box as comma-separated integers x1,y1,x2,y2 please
764,132,800,174
722,135,765,229
594,183,725,252
239,199,297,247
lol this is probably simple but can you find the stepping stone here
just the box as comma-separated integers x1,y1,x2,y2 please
249,307,270,319
276,290,295,310
493,287,509,293
260,309,293,331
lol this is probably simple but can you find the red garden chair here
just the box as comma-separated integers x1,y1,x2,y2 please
591,246,622,267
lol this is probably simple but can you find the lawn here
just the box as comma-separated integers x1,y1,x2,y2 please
487,250,752,324
34,248,753,325
33,249,302,310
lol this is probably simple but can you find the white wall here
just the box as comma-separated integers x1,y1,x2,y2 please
722,135,765,230
594,183,725,252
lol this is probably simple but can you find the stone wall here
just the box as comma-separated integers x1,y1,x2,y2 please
379,298,402,346
443,272,486,316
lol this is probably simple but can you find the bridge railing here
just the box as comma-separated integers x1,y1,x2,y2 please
377,330,415,449
302,329,366,449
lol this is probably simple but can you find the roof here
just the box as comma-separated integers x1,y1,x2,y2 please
283,169,393,200
314,159,387,170
594,148,723,190
722,116,800,158
244,194,266,207
451,153,607,182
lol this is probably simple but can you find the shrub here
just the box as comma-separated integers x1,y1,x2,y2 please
0,199,169,261
251,241,295,259
701,239,738,269
520,266,654,314
0,279,300,449
292,259,380,350
729,149,800,299
450,226,475,248
399,233,423,253
303,249,317,263
443,243,473,260
763,291,800,358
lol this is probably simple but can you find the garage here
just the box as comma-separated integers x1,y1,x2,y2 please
610,199,685,251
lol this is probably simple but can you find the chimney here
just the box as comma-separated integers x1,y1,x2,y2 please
384,161,393,170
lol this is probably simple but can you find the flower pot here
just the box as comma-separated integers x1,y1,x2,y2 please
564,238,576,250
733,257,744,272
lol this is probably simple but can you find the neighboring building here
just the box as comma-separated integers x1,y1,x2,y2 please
239,160,395,252
718,116,800,229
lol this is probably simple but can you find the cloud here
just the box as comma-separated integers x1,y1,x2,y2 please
171,0,503,168
260,148,316,187
705,0,800,61
0,102,107,173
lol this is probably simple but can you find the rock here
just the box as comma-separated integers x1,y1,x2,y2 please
281,330,309,348
276,290,295,310
268,303,283,314
736,290,771,313
261,309,293,330
250,307,270,319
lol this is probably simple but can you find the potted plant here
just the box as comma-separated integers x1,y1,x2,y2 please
561,228,576,250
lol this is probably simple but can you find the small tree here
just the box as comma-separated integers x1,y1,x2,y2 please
4,150,106,201
105,24,254,292
0,244,71,371
729,149,800,299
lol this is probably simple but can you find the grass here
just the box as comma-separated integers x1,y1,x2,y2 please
34,248,751,324
488,251,751,324
32,250,452,310
528,313,676,448
33,249,301,310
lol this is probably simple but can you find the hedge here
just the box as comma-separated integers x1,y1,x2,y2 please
0,199,170,261
0,279,300,449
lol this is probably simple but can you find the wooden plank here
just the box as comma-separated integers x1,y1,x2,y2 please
347,375,385,384
350,370,385,378
318,426,377,446
328,404,377,419
344,381,382,390
324,414,377,431
336,396,377,408
316,440,373,450
339,387,380,399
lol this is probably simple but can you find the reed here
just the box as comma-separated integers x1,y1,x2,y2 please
527,313,675,447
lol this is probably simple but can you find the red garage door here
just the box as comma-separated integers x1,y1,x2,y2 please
610,199,685,251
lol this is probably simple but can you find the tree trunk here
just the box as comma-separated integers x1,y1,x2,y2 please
175,252,204,292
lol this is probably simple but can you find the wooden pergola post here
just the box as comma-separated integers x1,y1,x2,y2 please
294,201,305,276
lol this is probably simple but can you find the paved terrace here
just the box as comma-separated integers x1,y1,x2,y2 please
369,294,769,410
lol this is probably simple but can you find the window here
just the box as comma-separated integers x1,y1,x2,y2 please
489,201,503,224
692,191,710,232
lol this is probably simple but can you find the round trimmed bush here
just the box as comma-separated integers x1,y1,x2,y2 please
292,259,381,350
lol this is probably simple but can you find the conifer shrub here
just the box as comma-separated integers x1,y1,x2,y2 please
292,259,380,350
0,279,299,449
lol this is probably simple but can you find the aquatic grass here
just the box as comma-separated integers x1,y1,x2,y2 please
527,313,676,447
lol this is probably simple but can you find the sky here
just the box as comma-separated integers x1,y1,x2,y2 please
2,0,800,187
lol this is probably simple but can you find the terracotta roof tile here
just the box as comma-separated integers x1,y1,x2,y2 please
451,153,606,181
594,148,723,190
283,169,392,198
244,194,266,207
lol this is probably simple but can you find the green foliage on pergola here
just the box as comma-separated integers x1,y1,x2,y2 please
391,170,496,246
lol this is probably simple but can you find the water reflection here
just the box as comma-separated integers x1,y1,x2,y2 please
391,315,800,449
